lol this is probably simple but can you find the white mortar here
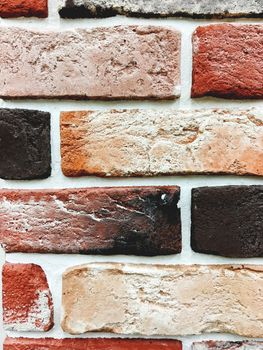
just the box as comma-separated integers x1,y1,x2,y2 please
0,1,263,349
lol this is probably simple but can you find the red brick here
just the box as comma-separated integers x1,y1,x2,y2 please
0,26,180,100
0,187,181,256
192,24,263,99
2,263,54,332
0,0,48,18
4,338,182,350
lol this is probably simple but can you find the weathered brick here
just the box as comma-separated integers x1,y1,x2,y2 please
60,109,263,177
2,263,54,332
192,24,263,99
62,263,263,337
0,109,51,180
0,187,181,255
192,341,263,350
0,26,180,100
0,0,47,18
58,0,263,19
191,186,263,258
4,337,182,350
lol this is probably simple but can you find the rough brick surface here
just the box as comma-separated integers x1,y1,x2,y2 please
2,263,54,332
61,109,263,177
62,263,263,337
0,26,180,100
0,0,47,18
191,186,263,258
192,24,263,99
0,109,51,180
58,0,263,18
4,338,182,350
192,341,263,350
0,187,181,255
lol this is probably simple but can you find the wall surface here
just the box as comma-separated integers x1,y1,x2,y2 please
0,0,263,349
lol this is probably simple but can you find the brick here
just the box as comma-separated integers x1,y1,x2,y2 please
58,0,263,19
62,263,263,337
4,337,182,350
192,24,263,99
191,186,263,258
0,26,180,100
60,109,263,177
0,187,181,255
0,0,47,18
192,341,263,350
2,263,54,332
0,109,51,180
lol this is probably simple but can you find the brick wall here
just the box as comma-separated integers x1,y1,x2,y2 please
0,1,263,350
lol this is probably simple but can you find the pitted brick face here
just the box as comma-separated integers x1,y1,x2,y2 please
0,0,48,17
0,26,180,100
60,109,263,177
58,0,263,18
2,263,54,332
4,338,182,350
192,24,263,99
0,186,181,256
62,263,263,337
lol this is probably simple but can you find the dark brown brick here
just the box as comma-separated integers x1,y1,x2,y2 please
0,109,51,180
191,186,263,257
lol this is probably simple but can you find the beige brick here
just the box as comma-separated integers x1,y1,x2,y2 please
62,263,263,337
58,0,263,19
0,26,180,100
60,109,263,177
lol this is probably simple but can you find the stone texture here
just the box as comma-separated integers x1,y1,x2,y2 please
192,24,263,99
60,109,263,177
0,0,48,18
62,263,263,337
0,26,180,100
0,186,181,255
0,109,51,180
58,0,263,19
2,263,54,332
4,338,182,350
192,341,263,350
191,186,263,258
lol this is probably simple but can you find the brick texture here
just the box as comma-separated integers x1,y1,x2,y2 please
62,263,263,337
2,263,54,332
192,24,263,99
58,0,263,19
191,186,263,258
4,338,182,350
0,0,48,18
60,109,263,177
0,26,180,100
192,341,263,350
0,187,181,255
0,109,51,180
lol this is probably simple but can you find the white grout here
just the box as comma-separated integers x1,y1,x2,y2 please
0,0,263,348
